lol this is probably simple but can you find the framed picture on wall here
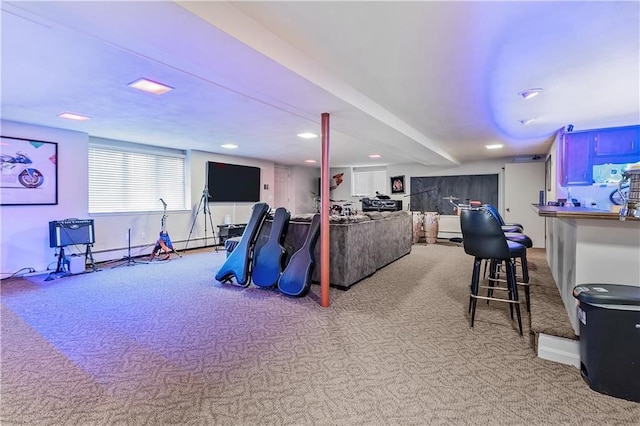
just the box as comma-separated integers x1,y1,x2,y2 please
0,136,58,205
391,175,405,194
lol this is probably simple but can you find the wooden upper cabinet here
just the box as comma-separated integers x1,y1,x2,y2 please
562,132,593,186
593,126,639,157
560,125,640,187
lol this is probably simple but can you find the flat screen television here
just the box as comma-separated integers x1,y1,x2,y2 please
207,162,261,202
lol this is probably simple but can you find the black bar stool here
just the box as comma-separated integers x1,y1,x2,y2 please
483,204,524,233
460,208,525,336
483,205,532,311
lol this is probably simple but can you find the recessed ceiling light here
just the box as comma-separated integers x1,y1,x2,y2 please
518,88,543,99
519,118,536,125
297,132,318,139
128,78,173,95
58,112,90,121
368,154,382,158
486,144,504,150
304,159,317,163
221,144,238,149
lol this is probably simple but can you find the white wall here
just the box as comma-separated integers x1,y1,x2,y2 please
1,121,89,274
86,145,275,263
328,166,356,205
330,160,507,208
0,120,276,276
282,163,515,217
188,150,275,238
1,119,550,276
328,160,507,235
288,165,319,214
388,159,508,205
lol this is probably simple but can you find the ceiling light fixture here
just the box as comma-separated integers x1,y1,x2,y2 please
58,112,90,121
304,159,317,163
518,88,543,99
519,118,536,125
485,144,503,150
221,144,238,149
128,78,173,95
368,154,382,158
297,132,318,139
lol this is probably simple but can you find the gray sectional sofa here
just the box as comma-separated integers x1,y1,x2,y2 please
253,210,412,289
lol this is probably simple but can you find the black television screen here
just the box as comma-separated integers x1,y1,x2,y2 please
207,162,261,202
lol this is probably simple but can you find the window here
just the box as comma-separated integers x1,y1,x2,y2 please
89,140,187,213
351,166,387,196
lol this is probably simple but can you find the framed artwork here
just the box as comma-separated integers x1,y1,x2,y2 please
391,175,405,194
545,155,552,191
1,136,58,205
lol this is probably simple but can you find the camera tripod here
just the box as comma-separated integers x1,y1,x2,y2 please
185,187,218,250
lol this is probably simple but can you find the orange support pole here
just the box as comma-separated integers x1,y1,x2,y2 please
320,112,330,308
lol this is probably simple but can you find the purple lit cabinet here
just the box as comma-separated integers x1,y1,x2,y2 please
562,132,592,186
561,125,640,187
593,127,640,157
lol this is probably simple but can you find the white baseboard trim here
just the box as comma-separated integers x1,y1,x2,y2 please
437,231,462,239
537,333,580,368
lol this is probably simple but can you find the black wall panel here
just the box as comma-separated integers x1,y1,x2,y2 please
409,174,498,214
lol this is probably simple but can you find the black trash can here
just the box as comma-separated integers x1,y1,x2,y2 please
573,284,640,402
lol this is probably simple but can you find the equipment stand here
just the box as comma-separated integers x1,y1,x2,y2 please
54,247,67,274
185,186,218,250
46,245,97,281
44,247,68,281
85,244,98,272
112,228,148,268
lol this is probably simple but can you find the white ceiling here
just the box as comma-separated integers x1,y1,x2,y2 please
2,1,639,168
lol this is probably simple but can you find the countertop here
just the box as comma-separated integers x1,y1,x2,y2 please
532,204,640,221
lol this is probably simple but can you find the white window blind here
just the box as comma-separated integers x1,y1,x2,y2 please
89,143,186,213
352,166,387,197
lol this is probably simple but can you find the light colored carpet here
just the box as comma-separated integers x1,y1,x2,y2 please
527,252,578,341
1,244,638,425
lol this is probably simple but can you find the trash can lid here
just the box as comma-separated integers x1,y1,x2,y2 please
573,284,640,306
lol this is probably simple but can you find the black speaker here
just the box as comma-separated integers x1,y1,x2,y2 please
49,219,95,247
361,199,403,212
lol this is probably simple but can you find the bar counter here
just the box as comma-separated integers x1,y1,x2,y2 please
533,204,640,335
534,204,640,221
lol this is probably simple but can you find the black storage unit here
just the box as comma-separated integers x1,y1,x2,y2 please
217,224,247,244
361,199,402,212
573,284,640,402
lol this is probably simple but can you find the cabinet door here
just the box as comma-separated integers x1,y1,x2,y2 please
562,132,592,186
593,127,639,156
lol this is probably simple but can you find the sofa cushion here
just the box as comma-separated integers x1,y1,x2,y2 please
310,219,378,287
374,213,413,267
289,213,316,222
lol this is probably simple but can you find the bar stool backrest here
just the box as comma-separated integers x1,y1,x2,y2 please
460,208,511,260
482,204,506,226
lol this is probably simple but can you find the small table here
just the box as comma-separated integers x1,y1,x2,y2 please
217,224,247,244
